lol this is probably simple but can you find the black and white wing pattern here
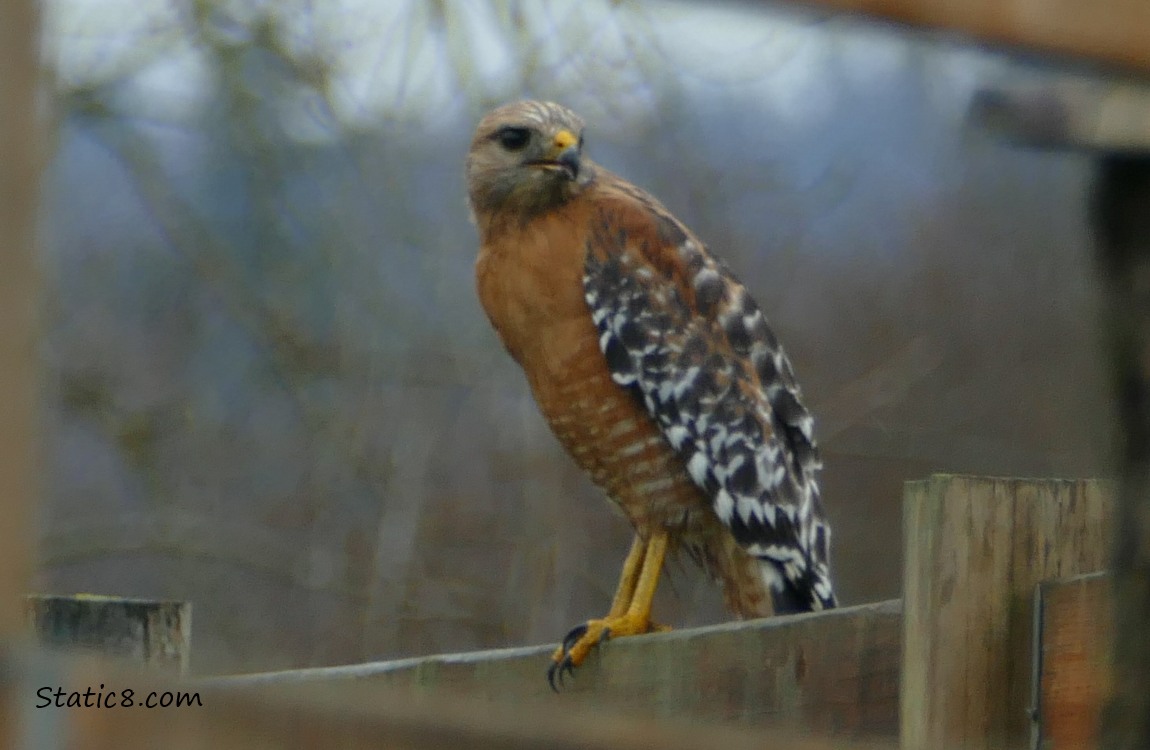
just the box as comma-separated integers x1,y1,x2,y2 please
582,203,836,613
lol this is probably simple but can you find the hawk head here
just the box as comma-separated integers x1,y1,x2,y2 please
466,100,592,224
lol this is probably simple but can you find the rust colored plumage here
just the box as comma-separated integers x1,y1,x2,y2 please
466,101,835,684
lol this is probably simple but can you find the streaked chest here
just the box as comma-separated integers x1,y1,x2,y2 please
475,209,594,371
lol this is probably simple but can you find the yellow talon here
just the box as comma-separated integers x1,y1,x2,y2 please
550,613,655,667
548,531,669,690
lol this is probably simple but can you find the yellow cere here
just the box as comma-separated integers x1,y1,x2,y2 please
553,130,577,150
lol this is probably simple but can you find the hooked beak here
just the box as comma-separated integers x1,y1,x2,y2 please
530,129,581,180
552,145,581,180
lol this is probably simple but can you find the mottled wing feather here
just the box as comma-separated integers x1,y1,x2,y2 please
582,200,835,612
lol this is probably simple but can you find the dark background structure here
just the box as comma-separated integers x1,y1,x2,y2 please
35,0,1109,674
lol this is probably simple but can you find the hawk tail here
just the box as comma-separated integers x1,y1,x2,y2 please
759,556,837,614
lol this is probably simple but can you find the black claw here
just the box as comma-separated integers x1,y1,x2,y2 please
547,658,564,692
548,623,593,692
598,626,612,645
547,654,576,693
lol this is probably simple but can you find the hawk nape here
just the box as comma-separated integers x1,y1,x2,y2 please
465,100,836,689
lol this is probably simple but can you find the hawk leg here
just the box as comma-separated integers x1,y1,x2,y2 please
548,530,670,691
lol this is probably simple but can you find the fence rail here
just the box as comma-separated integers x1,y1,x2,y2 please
1035,573,1111,750
215,599,901,739
12,475,1119,749
7,647,894,750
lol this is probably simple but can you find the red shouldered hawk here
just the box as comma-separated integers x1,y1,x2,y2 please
466,101,836,689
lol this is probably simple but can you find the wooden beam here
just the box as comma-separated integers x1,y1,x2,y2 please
900,476,1112,750
778,0,1150,75
0,0,42,744
0,0,40,641
1034,573,1111,750
215,600,902,740
9,648,897,750
26,595,191,673
969,82,1150,152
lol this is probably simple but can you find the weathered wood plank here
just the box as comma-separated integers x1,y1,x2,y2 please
10,648,896,750
778,0,1150,74
1035,573,1111,750
216,600,902,740
26,595,191,673
970,82,1150,152
0,0,40,641
901,475,1112,750
0,0,42,745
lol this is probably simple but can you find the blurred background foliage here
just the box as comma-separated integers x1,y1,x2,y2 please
36,0,1106,673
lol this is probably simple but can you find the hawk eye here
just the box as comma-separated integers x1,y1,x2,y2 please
496,126,531,151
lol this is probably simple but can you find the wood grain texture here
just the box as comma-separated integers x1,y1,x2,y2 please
217,600,902,741
780,0,1150,74
901,475,1112,750
1035,573,1111,750
26,595,191,673
8,648,898,750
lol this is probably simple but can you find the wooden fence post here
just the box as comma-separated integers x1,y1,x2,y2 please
0,1,43,747
900,475,1112,750
26,595,191,673
0,0,41,642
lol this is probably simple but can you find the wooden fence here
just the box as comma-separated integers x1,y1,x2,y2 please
213,601,902,737
11,475,1117,749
